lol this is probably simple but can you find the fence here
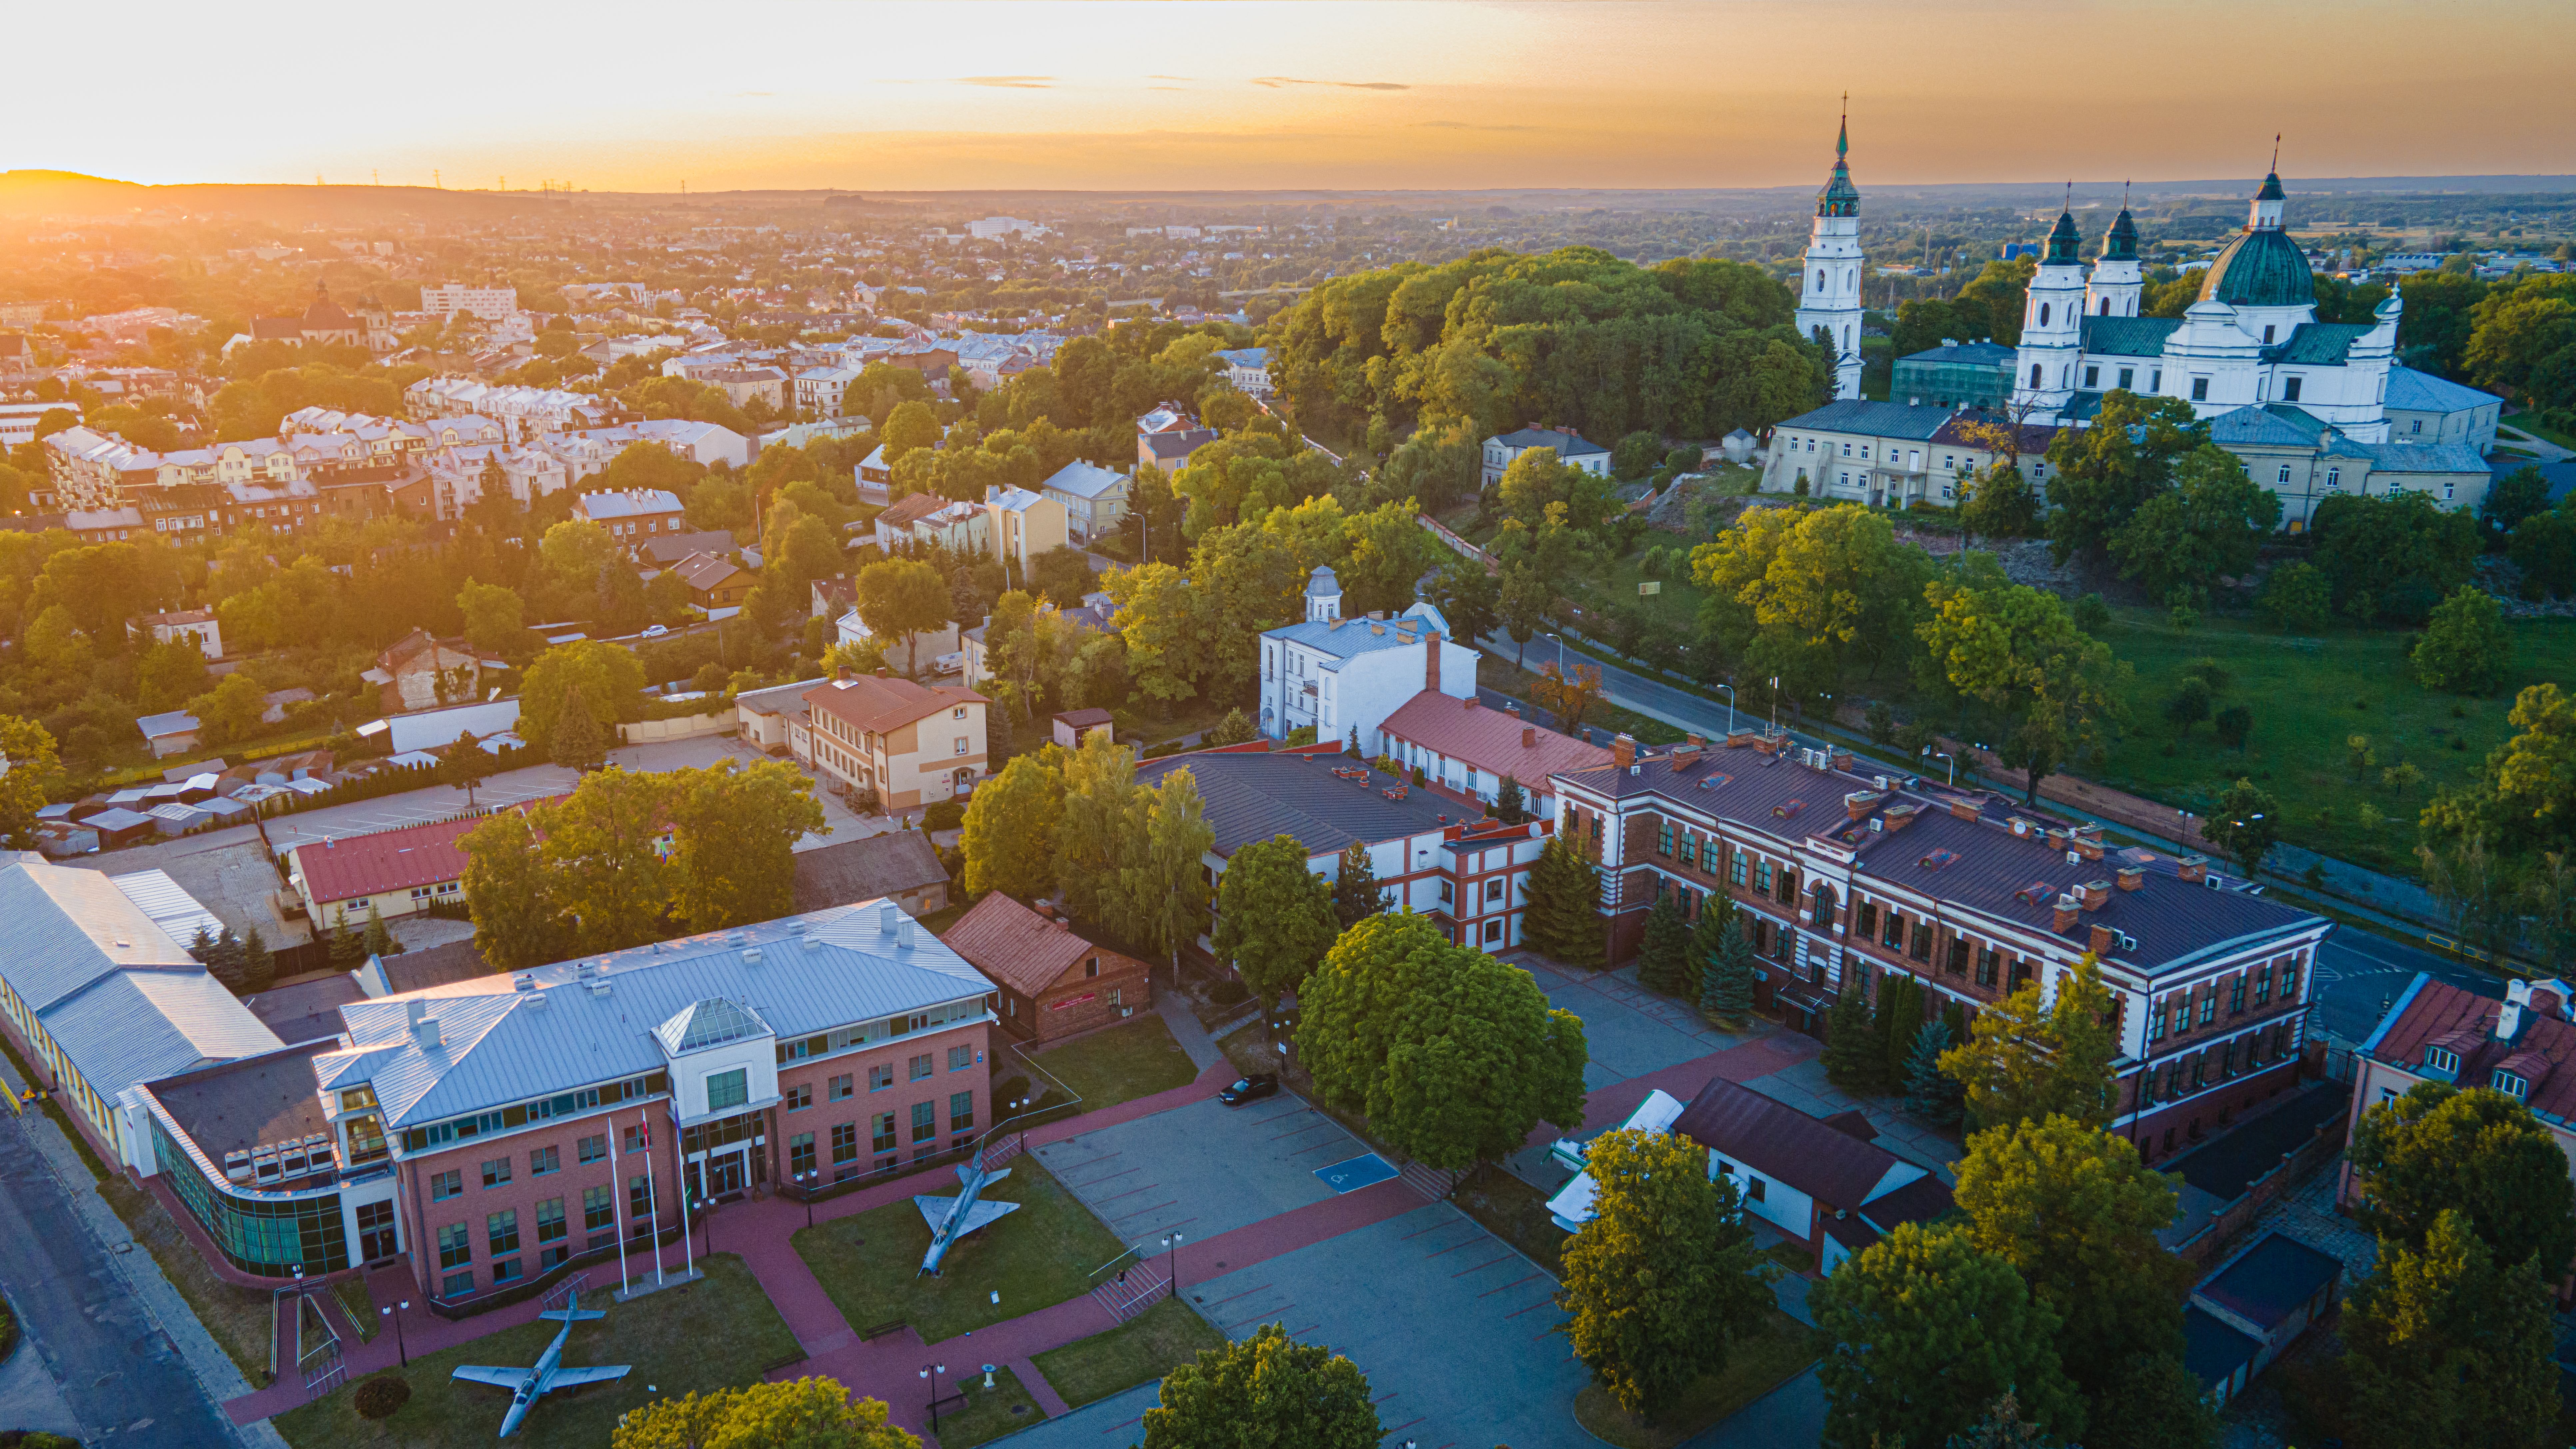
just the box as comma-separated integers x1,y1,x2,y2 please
618,713,737,745
2169,1106,2351,1269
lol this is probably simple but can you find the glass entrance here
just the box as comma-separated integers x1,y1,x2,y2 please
705,1148,748,1199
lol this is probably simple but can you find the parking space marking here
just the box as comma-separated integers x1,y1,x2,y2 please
1504,1299,1556,1319
1313,1154,1399,1193
1449,1254,1514,1277
1202,1283,1273,1310
1107,1199,1180,1224
1225,1303,1294,1330
1089,1182,1161,1205
1477,1272,1545,1298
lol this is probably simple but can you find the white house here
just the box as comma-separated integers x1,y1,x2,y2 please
1257,567,1476,749
1481,427,1611,489
133,609,222,660
795,364,864,417
1212,348,1272,395
1037,460,1129,545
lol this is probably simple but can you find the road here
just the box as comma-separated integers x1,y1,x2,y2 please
0,1105,238,1447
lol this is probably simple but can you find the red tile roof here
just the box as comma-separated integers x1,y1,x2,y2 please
804,674,987,737
875,491,948,529
295,808,532,906
2366,975,2576,1120
940,893,1092,996
1379,691,1610,788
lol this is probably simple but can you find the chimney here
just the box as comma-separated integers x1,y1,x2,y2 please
2089,923,2116,957
1671,739,1701,766
2177,855,2209,885
1947,798,1978,821
409,1005,442,1050
1522,725,1536,748
1726,728,1760,749
1883,803,1920,832
879,901,900,934
2076,837,2105,862
836,664,854,683
1464,695,1481,711
2116,864,2145,891
1845,791,1880,821
1610,733,1636,770
1033,900,1055,919
1831,750,1855,771
2079,879,2111,910
2052,895,2081,934
1054,918,1072,932
1424,629,1441,693
897,916,917,948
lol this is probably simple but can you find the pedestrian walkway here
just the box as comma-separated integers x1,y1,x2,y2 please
1152,991,1228,1073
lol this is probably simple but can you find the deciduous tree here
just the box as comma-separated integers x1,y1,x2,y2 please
1917,552,2132,806
612,1376,920,1449
1212,834,1338,1014
520,640,644,752
855,557,952,679
0,717,62,848
2339,1210,2559,1449
2347,1081,2576,1274
550,683,610,772
2411,584,2513,694
665,760,826,932
535,768,673,955
187,672,268,747
1530,660,1606,738
960,753,1066,900
1938,956,2118,1131
1141,1324,1379,1449
1136,767,1214,979
2197,777,2280,881
459,807,573,972
2105,443,2281,600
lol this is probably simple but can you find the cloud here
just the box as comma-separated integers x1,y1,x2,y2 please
957,76,1053,89
1251,76,1409,91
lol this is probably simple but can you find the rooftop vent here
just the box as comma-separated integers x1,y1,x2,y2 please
879,901,900,934
513,974,535,992
897,916,917,948
743,947,763,965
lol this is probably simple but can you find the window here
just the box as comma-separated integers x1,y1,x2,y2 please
1910,920,1934,962
2191,1053,2207,1089
431,1169,463,1201
1881,911,1904,949
910,1054,935,1082
491,1257,523,1285
2220,1041,2237,1077
2410,418,2422,434
2229,975,2247,1014
1729,850,1747,888
2039,303,2051,327
2147,1000,2167,1042
1484,919,1505,943
1745,1175,1767,1202
629,1175,653,1224
1856,902,1877,941
833,1122,859,1164
2031,363,2044,389
869,1065,894,1092
873,1113,899,1153
2118,367,2134,390
584,1185,614,1231
951,1091,975,1132
481,1158,511,1190
536,1197,566,1243
2084,365,2099,388
2191,377,2210,401
2283,376,2302,402
2198,990,2217,1026
2280,960,2300,998
2325,466,2340,489
831,1073,855,1100
1977,947,2000,988
1945,937,1969,976
2262,325,2276,344
1657,823,1673,857
487,1209,520,1256
955,737,969,755
2424,1045,2460,1074
443,1269,474,1296
438,1222,471,1269
790,1132,816,1178
1754,860,1773,894
2254,965,2272,1005
706,1069,748,1112
1084,957,1100,978
2151,369,2162,392
2277,463,2293,485
579,1134,607,1165
1485,878,1506,902
911,1101,937,1142
953,706,967,719
530,1145,559,1177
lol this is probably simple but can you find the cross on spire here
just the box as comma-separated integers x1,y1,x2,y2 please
2063,179,2073,214
2270,134,2281,172
1836,93,1848,158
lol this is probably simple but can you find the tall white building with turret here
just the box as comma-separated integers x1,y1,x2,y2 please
1795,115,1866,402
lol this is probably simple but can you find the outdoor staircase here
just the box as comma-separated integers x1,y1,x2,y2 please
1090,1267,1171,1324
1398,1159,1454,1203
979,1132,1026,1169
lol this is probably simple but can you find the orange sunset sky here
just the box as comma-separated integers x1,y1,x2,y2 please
14,1,2573,193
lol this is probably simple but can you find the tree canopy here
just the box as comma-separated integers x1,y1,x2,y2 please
2346,1080,2576,1274
1140,1324,1380,1449
1211,834,1338,1013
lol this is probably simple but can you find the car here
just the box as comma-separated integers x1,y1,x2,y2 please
1217,1074,1279,1106
641,624,669,638
931,650,966,676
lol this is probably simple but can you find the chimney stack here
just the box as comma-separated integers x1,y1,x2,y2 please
2089,923,2116,957
1947,798,1979,821
1845,791,1881,821
1423,629,1441,694
1523,725,1536,748
2177,855,2210,885
2078,879,2111,910
2052,895,2081,934
2116,864,2145,892
1611,733,1637,770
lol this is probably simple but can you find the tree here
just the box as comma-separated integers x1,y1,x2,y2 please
362,904,394,958
611,1376,921,1449
2347,1080,2576,1274
1902,1019,1962,1127
2420,683,2576,859
2104,444,2281,600
1498,559,1550,668
2081,1354,2220,1449
536,769,675,955
1426,557,1500,650
1822,975,1883,1093
2310,490,2483,625
1493,774,1528,824
1811,1221,2084,1449
1331,839,1386,930
442,731,490,806
1699,914,1757,1026
1140,1324,1379,1449
456,578,526,657
551,683,611,771
2482,464,2555,541
187,672,269,747
1206,707,1256,747
2256,560,2333,633
665,760,827,932
1875,971,1924,1088
1057,731,1147,939
2042,391,2206,564
135,638,210,712
1530,660,1606,738
1946,1392,2071,1449
0,717,62,849
519,640,644,753
2338,1210,2559,1449
1136,767,1215,979
1295,913,1588,1172
1692,504,1935,695
242,927,275,993
1958,462,2041,542
1557,1128,1774,1421
960,754,1065,900
1212,834,1338,1014
2412,584,2512,694
855,557,952,678
2163,676,2213,735
1522,835,1604,968
879,400,941,468
2212,704,2253,752
1917,553,2132,807
1938,956,2118,1131
1635,893,1694,999
2198,777,2280,881
1953,1118,2192,1399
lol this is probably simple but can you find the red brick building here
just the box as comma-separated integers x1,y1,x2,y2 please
942,893,1152,1043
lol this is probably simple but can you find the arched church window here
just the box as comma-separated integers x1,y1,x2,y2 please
1844,326,1853,350
1816,270,1825,290
1846,269,1855,289
2030,364,2044,389
2100,298,2111,315
2040,303,2051,327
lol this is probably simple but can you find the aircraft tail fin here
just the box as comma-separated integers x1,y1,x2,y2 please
539,1308,607,1323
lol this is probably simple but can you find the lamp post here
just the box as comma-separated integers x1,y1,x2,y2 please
1923,747,1956,787
382,1299,410,1368
1163,1231,1184,1298
920,1364,948,1434
1715,682,1735,734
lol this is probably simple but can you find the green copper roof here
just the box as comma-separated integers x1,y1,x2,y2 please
1818,161,1858,217
2264,322,2371,366
2079,316,2181,357
2044,211,2081,265
2255,170,2285,202
2103,208,2139,262
2200,227,2315,309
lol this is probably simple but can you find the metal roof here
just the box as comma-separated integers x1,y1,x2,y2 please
2383,365,2498,414
50,970,283,1104
1134,748,1469,858
111,869,226,947
2077,315,2182,358
1263,601,1452,661
1771,399,1957,441
1039,461,1127,501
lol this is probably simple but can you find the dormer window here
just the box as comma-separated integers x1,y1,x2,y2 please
2494,1070,2529,1100
2424,1045,2459,1074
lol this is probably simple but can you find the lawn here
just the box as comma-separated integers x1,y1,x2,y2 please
926,1364,1048,1449
790,1158,1125,1344
2082,606,2576,874
1570,1309,1823,1449
272,1254,800,1449
99,1175,275,1386
1031,1296,1226,1409
333,1273,379,1342
1450,1162,1572,1276
1012,1015,1199,1115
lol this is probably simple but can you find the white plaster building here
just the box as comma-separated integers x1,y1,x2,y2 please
1794,115,1866,401
418,284,520,321
1257,567,1476,749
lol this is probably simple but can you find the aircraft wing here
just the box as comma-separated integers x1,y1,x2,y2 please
914,1194,1020,1236
452,1366,526,1389
543,1364,632,1390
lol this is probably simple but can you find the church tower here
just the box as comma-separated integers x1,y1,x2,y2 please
2014,198,2088,414
2086,189,2144,319
1795,105,1865,401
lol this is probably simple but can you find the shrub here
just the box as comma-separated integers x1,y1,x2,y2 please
1209,979,1250,1006
922,798,966,832
353,1375,411,1420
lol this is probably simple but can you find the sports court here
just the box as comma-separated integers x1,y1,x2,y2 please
1032,1094,1372,1248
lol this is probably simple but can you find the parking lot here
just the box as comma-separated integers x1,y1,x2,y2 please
1033,1094,1372,1248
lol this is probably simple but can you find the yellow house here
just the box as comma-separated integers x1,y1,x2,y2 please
797,670,990,811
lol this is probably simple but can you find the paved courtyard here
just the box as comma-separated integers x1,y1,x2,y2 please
1508,954,1746,1089
1034,1094,1371,1248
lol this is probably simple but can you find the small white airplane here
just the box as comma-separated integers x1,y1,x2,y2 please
452,1287,631,1438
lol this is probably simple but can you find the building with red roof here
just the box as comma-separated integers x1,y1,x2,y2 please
1378,691,1609,822
287,812,490,930
940,892,1151,1043
796,669,989,811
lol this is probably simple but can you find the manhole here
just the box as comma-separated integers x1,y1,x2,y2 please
1215,1261,1226,1268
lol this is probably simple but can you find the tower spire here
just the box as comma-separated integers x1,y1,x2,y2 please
1837,93,1848,158
2270,133,2280,172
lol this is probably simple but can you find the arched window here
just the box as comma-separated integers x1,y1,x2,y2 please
2031,364,2044,388
1844,326,1853,350
1816,270,1826,290
1846,268,1855,289
2100,297,2111,315
2039,303,2051,327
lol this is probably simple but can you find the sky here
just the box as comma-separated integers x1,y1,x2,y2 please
11,0,2572,194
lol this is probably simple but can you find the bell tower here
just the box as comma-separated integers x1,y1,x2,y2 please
2014,187,2090,414
1795,99,1866,402
2086,182,2144,320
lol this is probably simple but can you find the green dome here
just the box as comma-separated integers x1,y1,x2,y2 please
2102,208,2138,262
2043,210,2081,265
2198,226,2314,309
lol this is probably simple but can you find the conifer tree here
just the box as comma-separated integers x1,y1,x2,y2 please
550,682,609,772
1332,839,1386,930
1345,725,1361,758
327,916,366,966
1700,916,1758,1026
1524,835,1604,969
2341,1209,2558,1449
210,926,248,992
242,926,275,993
1823,974,1882,1093
1494,774,1527,824
1636,893,1692,997
1903,1019,1963,1127
1879,973,1925,1087
362,903,395,958
187,923,215,965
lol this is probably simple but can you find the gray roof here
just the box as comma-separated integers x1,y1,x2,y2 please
111,868,226,947
136,710,199,741
1894,341,2014,365
1262,602,1451,662
1040,460,1128,501
2383,365,2498,414
315,901,994,1130
2264,323,2372,367
1490,426,1608,457
733,675,830,719
1772,399,1956,441
790,832,949,914
1304,565,1339,597
1135,748,1472,858
2207,404,2331,448
50,969,282,1106
2354,440,2490,474
0,862,202,1013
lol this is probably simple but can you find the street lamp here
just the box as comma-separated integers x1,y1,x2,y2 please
920,1364,949,1434
1922,747,1956,787
382,1299,410,1367
1163,1231,1185,1298
1715,683,1735,734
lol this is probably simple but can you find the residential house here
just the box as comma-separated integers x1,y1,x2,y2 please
1051,708,1115,750
366,629,484,714
2382,365,2502,451
1037,460,1129,545
1549,735,2332,1164
639,530,737,567
670,551,757,611
573,488,688,548
1212,348,1272,395
1482,427,1610,489
943,893,1152,1043
2203,404,2493,528
962,591,1115,686
701,366,789,413
731,676,830,756
855,447,894,505
794,365,864,418
136,710,201,759
797,671,990,810
1138,426,1218,474
810,577,856,620
418,284,519,320
1761,400,1978,508
286,812,500,928
133,608,222,660
836,610,960,672
788,832,952,917
2183,1230,2344,1408
1377,692,1608,822
984,486,1069,581
1257,566,1475,749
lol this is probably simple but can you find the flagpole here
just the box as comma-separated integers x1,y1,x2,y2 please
642,1119,665,1287
675,1111,695,1279
611,1108,631,1296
